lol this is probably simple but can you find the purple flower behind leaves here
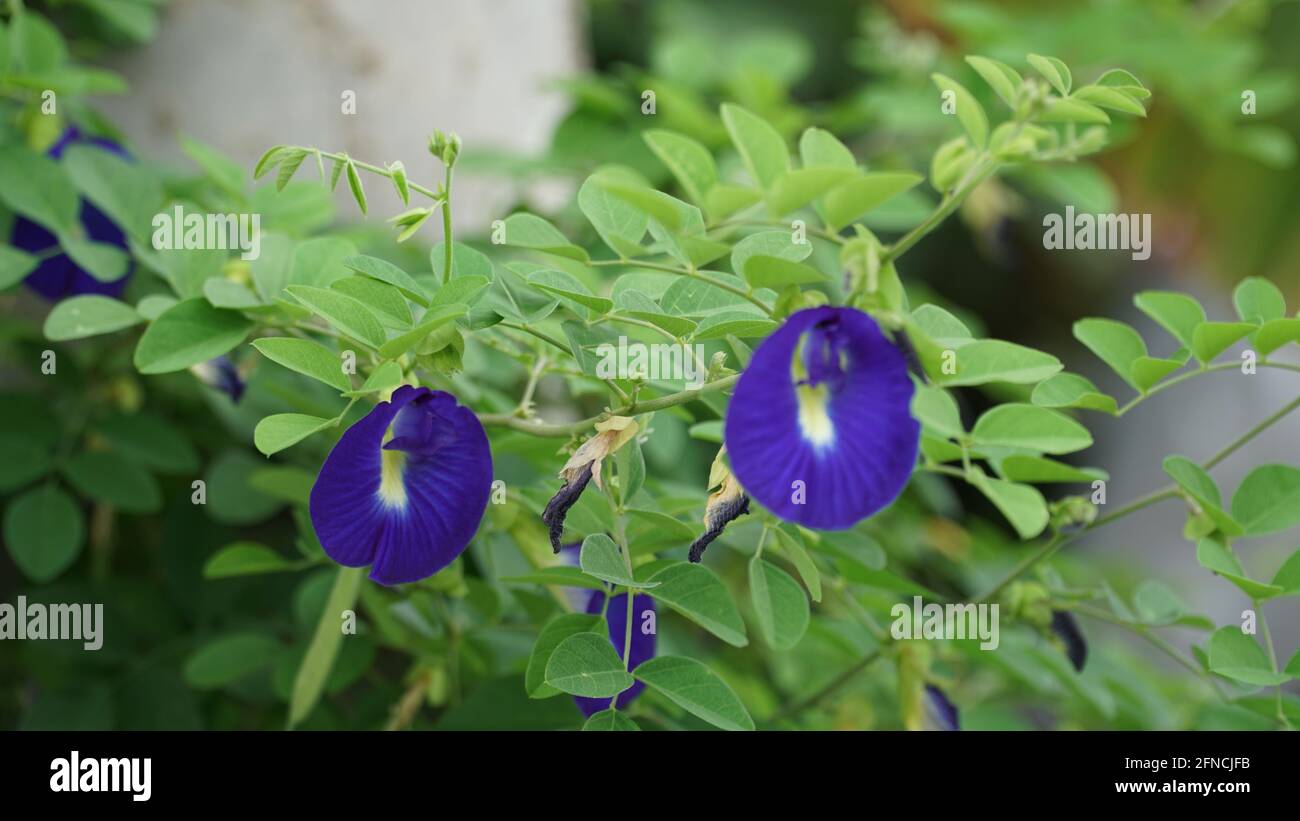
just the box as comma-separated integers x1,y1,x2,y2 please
1050,610,1088,672
725,306,920,529
924,685,960,731
190,355,246,403
573,590,656,717
10,127,134,301
309,386,492,585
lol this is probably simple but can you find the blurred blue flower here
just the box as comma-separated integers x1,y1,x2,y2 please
10,127,134,300
1051,610,1088,672
725,306,920,529
924,685,960,731
309,386,492,585
190,355,246,403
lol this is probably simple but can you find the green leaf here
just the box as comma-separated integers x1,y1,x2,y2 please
767,167,857,217
252,337,351,391
181,135,245,193
0,146,78,233
1230,464,1300,536
527,269,613,314
911,385,964,439
967,467,1049,539
253,145,289,180
289,566,364,726
499,566,607,591
275,149,307,191
1232,277,1286,324
0,435,53,493
1039,97,1109,125
1271,551,1300,597
347,361,403,396
501,213,588,261
931,73,988,148
63,144,163,243
1133,291,1205,349
376,303,467,359
61,451,161,513
1132,580,1186,625
582,709,639,731
612,290,697,337
286,285,386,348
0,245,39,290
579,168,649,257
933,340,1062,387
1031,373,1118,415
133,298,253,374
999,455,1107,484
1072,318,1145,388
741,255,826,289
633,655,754,731
1072,85,1146,116
1096,69,1149,99
971,404,1092,454
1130,356,1184,392
1027,53,1072,96
730,230,812,275
331,277,412,329
526,613,605,698
749,556,809,650
4,484,83,583
92,413,198,474
645,562,748,647
544,632,635,698
705,184,763,220
965,55,1022,108
1253,318,1300,356
798,127,857,170
721,103,790,189
1208,626,1289,686
342,254,429,305
693,311,779,341
59,237,130,282
1163,456,1242,537
185,633,281,689
1197,538,1283,600
823,172,924,232
203,278,264,310
772,527,822,602
344,159,367,214
1190,321,1254,364
254,414,334,456
43,295,140,341
204,542,298,578
579,533,658,588
644,129,717,207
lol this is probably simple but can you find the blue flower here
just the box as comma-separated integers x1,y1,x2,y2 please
1050,610,1088,672
309,385,492,585
10,128,134,301
573,590,656,717
725,306,919,529
190,355,246,403
924,685,960,731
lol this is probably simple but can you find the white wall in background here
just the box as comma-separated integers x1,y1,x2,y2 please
100,0,586,231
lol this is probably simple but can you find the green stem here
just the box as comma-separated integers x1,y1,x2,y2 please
768,650,883,725
711,218,846,245
301,147,442,201
1116,361,1300,416
1068,603,1227,700
883,156,999,263
479,373,740,437
496,321,569,353
441,162,455,284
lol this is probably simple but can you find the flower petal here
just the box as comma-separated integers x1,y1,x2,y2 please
573,591,656,717
725,306,920,529
309,385,492,585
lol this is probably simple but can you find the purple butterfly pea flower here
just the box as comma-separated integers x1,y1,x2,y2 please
309,385,493,585
10,127,134,301
1050,610,1088,672
190,355,246,403
573,590,657,717
924,684,960,731
555,543,656,716
725,306,920,529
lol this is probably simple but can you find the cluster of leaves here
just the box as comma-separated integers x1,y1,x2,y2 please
3,1,1296,730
